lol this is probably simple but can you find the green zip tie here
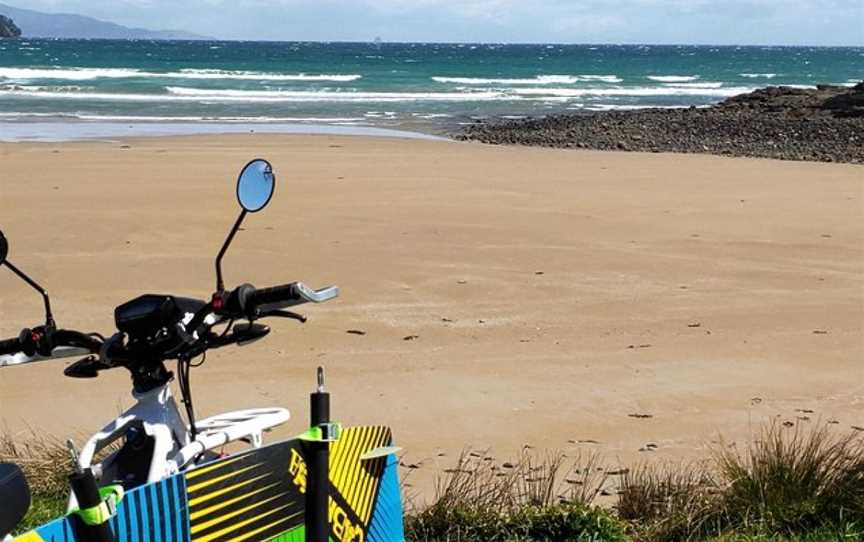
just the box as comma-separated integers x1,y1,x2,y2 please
71,485,125,526
298,422,341,442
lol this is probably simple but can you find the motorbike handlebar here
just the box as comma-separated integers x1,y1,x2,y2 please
0,328,100,360
246,283,299,307
246,281,339,310
188,281,339,336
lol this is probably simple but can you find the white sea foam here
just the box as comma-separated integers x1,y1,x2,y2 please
176,69,362,81
662,82,724,89
0,67,363,82
647,75,700,83
166,87,503,102
0,67,144,80
0,84,756,103
739,73,777,78
583,104,693,111
0,86,507,102
0,112,366,122
432,74,622,85
512,86,754,98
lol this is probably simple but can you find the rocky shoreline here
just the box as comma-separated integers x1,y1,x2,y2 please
457,83,864,164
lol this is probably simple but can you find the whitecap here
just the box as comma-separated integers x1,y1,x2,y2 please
0,66,362,82
647,75,699,83
663,82,724,89
512,86,755,98
432,74,622,85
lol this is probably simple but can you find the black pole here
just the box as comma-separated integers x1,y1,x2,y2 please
3,261,55,327
215,209,247,292
69,469,115,542
306,367,329,542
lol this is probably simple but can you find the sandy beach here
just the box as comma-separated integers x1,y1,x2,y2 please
0,134,862,498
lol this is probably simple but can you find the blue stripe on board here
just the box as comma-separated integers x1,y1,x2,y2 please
147,484,162,542
108,502,123,540
167,477,178,542
367,456,405,542
122,492,132,542
147,485,157,542
129,490,140,542
157,479,168,542
177,476,188,542
171,477,181,542
34,516,67,542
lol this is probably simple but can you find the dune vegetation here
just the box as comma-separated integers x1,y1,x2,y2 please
4,422,862,541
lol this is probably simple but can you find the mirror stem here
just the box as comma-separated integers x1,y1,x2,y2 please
215,210,247,293
2,261,55,328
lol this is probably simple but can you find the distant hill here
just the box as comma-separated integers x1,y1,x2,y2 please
0,2,210,40
0,14,20,37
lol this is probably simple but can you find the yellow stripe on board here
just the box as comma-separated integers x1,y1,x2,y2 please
345,427,374,514
192,504,291,542
187,464,262,493
357,427,385,518
224,512,301,542
188,474,271,507
189,482,281,521
355,457,379,521
353,427,380,512
186,454,251,481
12,532,44,542
362,428,391,522
331,425,356,492
359,427,383,520
333,426,367,519
190,493,286,534
336,427,364,508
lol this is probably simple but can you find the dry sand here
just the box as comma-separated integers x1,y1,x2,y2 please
1,134,862,498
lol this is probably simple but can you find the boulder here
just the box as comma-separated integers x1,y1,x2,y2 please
0,15,21,38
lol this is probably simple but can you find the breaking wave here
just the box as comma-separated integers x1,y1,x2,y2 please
647,75,700,83
432,75,623,85
0,67,362,82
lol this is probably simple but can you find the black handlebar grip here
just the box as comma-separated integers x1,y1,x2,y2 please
0,337,21,356
248,283,299,307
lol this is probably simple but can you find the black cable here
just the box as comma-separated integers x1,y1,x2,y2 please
178,356,196,441
190,350,207,368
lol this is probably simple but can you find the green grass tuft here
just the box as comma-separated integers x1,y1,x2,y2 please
3,422,863,542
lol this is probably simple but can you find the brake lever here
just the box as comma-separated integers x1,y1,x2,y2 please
259,309,307,323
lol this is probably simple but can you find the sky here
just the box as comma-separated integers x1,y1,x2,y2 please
8,0,864,45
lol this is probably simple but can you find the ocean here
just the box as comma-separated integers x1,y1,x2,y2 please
0,40,861,134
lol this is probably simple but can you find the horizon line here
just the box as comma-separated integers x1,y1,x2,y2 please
11,37,864,48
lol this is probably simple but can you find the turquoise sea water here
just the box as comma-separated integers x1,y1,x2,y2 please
0,40,861,130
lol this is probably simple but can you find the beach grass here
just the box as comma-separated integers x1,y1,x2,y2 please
403,450,627,541
3,422,862,541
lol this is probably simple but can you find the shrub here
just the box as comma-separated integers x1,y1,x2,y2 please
404,450,627,541
716,423,864,533
618,461,721,541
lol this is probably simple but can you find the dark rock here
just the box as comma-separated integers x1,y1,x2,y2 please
456,84,864,164
0,15,21,38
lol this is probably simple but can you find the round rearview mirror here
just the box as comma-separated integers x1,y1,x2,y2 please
0,230,8,265
236,159,275,213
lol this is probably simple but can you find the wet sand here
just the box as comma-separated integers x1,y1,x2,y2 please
1,134,862,498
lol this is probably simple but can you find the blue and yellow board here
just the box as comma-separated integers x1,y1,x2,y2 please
13,427,404,542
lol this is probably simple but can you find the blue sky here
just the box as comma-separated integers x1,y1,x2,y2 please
9,0,864,45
